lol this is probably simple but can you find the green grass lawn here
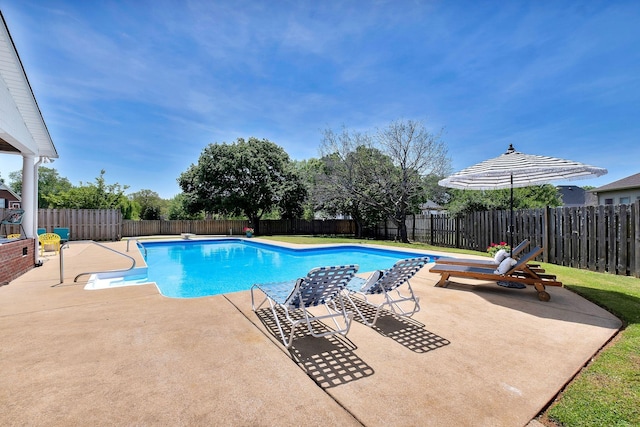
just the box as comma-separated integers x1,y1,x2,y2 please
261,235,640,426
541,264,640,426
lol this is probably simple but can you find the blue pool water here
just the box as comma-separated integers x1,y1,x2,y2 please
134,239,437,298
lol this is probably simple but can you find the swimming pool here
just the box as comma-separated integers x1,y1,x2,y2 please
88,239,438,298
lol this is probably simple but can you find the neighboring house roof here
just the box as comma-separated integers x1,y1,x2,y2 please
557,185,585,206
592,172,640,192
0,182,21,200
421,200,444,210
0,11,57,159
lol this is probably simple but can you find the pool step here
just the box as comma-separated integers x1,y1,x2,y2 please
85,268,152,290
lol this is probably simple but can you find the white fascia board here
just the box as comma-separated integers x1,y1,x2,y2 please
0,13,57,159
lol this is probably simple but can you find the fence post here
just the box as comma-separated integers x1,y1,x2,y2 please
412,214,416,241
635,201,640,278
543,206,550,263
429,214,434,245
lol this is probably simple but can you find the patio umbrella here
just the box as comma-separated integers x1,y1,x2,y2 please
438,144,607,255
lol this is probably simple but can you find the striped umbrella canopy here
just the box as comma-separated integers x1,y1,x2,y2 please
439,144,608,190
439,144,607,255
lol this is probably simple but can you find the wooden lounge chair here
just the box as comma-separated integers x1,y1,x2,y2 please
429,247,562,301
435,239,530,268
250,265,358,348
343,257,429,326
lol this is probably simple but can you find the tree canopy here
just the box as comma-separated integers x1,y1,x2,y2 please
443,184,562,217
166,193,205,220
8,167,73,208
314,145,390,235
177,137,307,233
319,119,451,242
44,170,135,218
129,189,166,220
6,168,134,217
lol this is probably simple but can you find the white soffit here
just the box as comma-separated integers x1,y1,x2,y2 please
0,11,57,159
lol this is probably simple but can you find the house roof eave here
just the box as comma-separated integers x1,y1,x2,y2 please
0,11,58,160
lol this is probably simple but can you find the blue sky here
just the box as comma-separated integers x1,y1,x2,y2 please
1,0,638,199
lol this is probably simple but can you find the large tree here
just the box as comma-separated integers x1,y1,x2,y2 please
8,167,73,208
292,158,325,221
315,146,390,237
177,137,307,234
129,189,166,220
44,170,135,218
321,119,450,242
166,193,205,220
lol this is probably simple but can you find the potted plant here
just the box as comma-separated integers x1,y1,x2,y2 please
243,227,254,238
487,241,510,257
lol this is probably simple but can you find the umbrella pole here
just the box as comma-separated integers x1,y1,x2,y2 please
510,174,514,257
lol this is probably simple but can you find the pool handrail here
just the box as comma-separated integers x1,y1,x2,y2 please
60,240,137,284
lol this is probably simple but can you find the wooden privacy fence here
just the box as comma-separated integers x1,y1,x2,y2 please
123,219,243,236
1,208,122,241
120,218,355,237
376,201,640,277
1,209,355,240
3,205,638,277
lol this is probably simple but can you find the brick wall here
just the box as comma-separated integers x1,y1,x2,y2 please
0,239,35,285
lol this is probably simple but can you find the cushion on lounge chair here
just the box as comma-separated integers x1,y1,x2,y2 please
435,240,530,268
495,257,516,274
430,246,562,301
494,249,507,263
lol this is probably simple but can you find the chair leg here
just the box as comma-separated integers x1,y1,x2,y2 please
251,285,355,348
435,273,450,287
300,297,353,339
251,285,309,348
385,283,421,317
344,283,421,327
342,291,376,326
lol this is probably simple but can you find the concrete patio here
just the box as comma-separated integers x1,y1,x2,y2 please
0,239,621,426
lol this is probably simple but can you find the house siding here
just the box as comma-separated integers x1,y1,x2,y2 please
0,188,21,208
597,188,640,205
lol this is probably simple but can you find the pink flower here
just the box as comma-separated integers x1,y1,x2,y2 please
487,242,511,256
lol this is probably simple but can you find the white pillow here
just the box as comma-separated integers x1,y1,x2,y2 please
495,257,516,274
360,270,384,293
493,249,507,263
284,278,305,307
